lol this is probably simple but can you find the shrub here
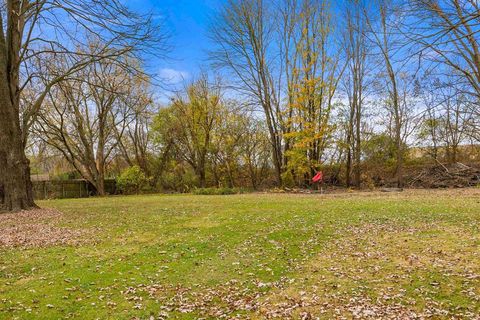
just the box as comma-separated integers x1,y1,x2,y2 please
160,166,197,192
117,166,149,194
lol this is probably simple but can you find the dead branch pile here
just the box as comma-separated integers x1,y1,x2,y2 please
407,162,480,188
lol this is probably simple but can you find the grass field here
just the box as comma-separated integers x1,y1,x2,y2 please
1,189,479,319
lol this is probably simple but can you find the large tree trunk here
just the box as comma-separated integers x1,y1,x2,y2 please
0,3,36,211
95,175,106,196
0,69,36,211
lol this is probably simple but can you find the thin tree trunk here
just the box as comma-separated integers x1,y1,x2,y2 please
345,102,354,187
248,159,257,190
346,147,352,187
395,141,404,188
354,101,362,188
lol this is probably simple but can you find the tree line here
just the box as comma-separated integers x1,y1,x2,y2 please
1,0,480,211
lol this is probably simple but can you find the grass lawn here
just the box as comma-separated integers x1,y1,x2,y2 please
1,189,479,319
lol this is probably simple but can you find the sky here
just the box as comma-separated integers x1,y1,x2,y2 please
126,0,224,90
124,0,348,103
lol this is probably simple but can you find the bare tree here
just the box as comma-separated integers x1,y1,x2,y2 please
210,0,284,185
0,0,165,211
418,80,442,160
115,76,155,178
406,0,480,152
210,106,246,188
341,0,371,187
241,119,271,189
36,54,141,195
365,0,419,187
430,78,468,163
408,0,480,100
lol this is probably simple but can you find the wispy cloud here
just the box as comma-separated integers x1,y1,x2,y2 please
159,68,190,85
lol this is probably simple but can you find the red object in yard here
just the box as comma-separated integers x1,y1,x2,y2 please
312,171,323,183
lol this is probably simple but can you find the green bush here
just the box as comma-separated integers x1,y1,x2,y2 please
159,165,198,192
117,166,149,194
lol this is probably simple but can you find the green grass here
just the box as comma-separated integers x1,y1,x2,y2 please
1,189,479,319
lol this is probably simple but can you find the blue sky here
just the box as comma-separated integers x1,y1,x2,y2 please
127,0,223,87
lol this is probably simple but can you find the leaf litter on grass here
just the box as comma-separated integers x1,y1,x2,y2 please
255,221,480,319
2,190,480,319
0,208,96,248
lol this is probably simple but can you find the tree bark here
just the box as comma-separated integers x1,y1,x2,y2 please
95,171,106,196
197,167,206,188
0,68,36,211
354,102,362,188
0,1,36,211
346,147,352,187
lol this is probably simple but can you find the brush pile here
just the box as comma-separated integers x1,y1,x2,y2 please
408,162,480,188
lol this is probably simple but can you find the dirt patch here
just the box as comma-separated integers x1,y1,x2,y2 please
0,208,91,248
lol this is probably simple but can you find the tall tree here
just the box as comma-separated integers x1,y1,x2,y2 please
240,119,271,189
365,0,417,187
36,54,141,195
282,0,344,186
341,0,371,187
210,0,284,185
154,76,224,188
408,0,480,100
422,78,468,163
115,75,155,178
408,0,480,146
0,0,164,211
210,106,246,188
